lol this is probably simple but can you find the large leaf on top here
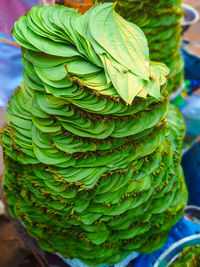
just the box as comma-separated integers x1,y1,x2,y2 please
88,3,150,80
101,54,145,104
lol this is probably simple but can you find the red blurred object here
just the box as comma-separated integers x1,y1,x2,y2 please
63,0,93,14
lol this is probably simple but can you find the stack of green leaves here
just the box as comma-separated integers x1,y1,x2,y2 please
97,0,184,94
1,3,187,266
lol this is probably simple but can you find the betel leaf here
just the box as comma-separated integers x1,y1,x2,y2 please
88,3,150,80
150,61,169,85
74,9,104,67
145,80,161,99
100,54,146,104
23,49,74,67
35,64,67,81
146,62,169,99
22,17,81,58
12,16,40,52
66,59,101,77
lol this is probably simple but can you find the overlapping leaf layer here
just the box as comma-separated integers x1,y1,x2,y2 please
1,4,187,266
98,0,184,94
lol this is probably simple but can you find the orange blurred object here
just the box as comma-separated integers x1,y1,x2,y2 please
63,0,94,14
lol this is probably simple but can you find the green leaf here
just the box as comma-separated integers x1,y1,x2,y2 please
88,3,150,80
101,54,146,104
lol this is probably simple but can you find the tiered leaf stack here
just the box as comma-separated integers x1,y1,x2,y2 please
97,0,184,94
1,4,187,266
